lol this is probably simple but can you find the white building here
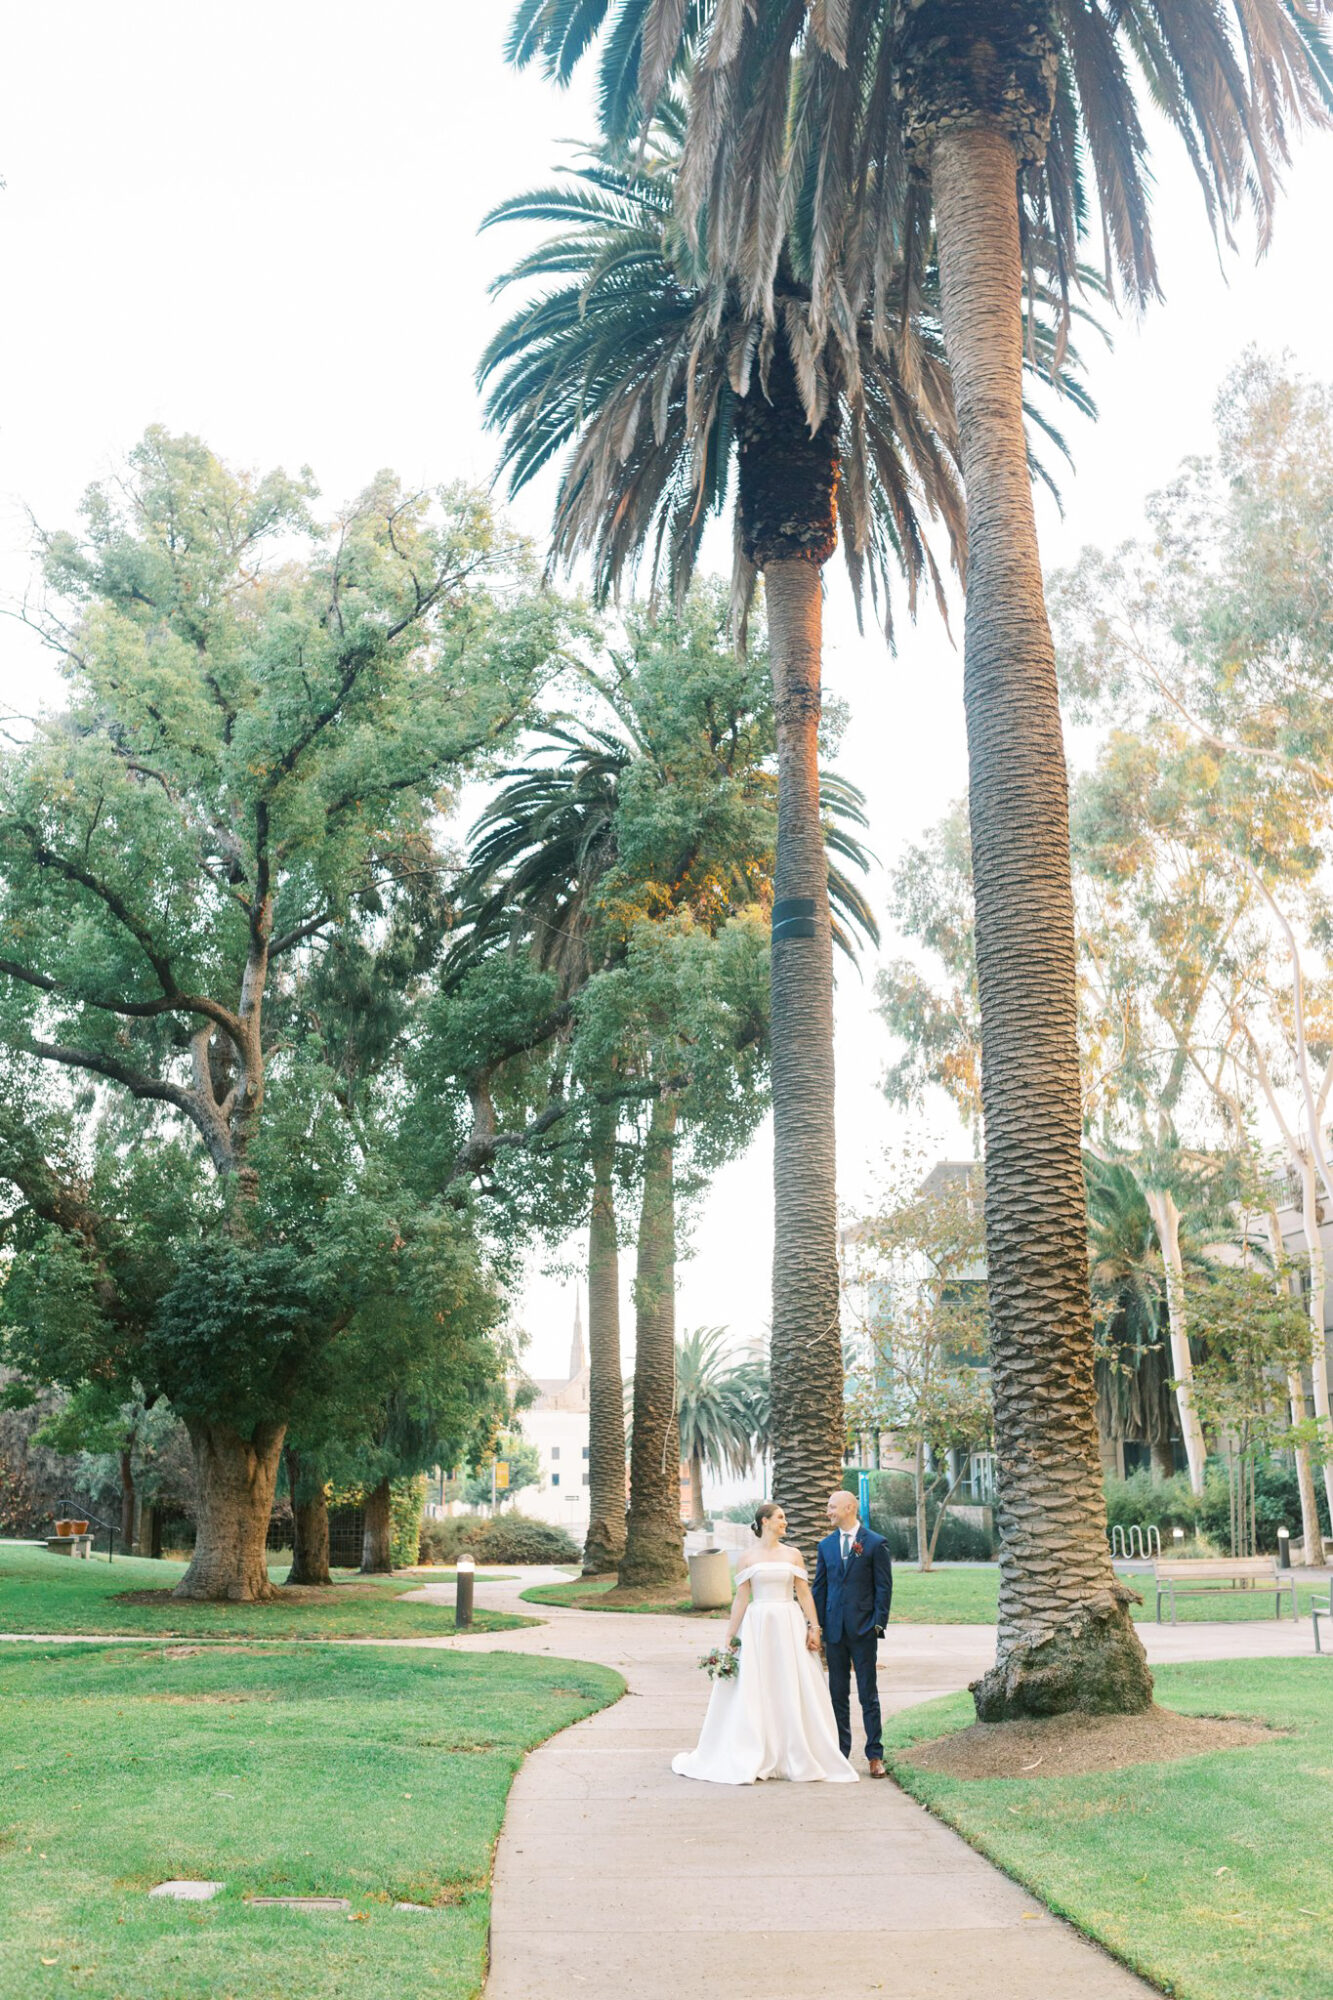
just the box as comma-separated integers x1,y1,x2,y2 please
515,1296,592,1534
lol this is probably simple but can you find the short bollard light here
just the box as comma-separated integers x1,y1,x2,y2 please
455,1553,475,1630
1277,1527,1291,1570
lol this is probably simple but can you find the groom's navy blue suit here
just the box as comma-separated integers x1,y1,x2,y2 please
812,1522,892,1763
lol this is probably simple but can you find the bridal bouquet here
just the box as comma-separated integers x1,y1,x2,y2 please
699,1640,741,1681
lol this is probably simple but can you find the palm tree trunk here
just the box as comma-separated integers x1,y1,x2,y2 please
932,125,1152,1722
583,1125,627,1575
619,1099,687,1587
764,556,845,1559
1144,1188,1208,1495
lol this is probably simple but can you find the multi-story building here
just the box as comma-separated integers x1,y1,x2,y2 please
516,1296,592,1533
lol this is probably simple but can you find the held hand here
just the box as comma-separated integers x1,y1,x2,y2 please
806,1627,821,1654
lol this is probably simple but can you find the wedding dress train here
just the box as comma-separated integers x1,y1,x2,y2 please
671,1560,858,1785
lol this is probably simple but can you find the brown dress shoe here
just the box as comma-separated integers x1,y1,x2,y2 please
867,1758,887,1779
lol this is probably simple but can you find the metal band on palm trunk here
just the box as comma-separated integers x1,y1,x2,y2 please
772,896,817,941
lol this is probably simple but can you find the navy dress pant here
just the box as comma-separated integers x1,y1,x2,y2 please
824,1630,882,1762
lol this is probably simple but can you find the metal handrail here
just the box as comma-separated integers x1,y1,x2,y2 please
51,1500,118,1562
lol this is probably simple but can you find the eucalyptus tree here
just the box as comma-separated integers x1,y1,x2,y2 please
507,0,1333,1724
0,430,553,1598
481,113,1090,1556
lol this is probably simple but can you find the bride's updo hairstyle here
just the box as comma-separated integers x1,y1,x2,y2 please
752,1502,781,1537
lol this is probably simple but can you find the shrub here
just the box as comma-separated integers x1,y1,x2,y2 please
417,1512,580,1566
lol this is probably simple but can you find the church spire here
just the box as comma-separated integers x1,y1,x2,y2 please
569,1288,586,1381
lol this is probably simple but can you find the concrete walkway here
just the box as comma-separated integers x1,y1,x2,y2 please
409,1572,1321,2000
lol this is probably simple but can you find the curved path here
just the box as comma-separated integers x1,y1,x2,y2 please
409,1571,1316,2000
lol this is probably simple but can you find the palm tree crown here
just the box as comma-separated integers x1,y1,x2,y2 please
481,111,1094,626
508,1,1333,321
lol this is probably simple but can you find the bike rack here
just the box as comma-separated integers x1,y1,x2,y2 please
1110,1523,1161,1559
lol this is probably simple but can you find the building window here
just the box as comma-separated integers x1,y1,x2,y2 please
582,1446,589,1459
582,1473,589,1486
551,1473,560,1487
551,1446,561,1461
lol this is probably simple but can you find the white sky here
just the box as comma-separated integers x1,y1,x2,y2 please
1,5,1330,1383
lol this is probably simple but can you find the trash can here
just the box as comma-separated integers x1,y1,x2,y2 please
688,1547,733,1611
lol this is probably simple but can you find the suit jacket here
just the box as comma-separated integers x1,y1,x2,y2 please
812,1524,892,1646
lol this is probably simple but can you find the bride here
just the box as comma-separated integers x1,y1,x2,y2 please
672,1502,857,1785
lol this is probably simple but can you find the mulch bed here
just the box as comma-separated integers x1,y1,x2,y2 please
897,1704,1273,1780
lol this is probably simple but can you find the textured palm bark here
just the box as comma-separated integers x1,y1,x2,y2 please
1144,1188,1207,1495
173,1420,285,1601
583,1132,628,1575
620,1100,687,1587
763,557,846,1560
360,1477,394,1574
933,126,1151,1720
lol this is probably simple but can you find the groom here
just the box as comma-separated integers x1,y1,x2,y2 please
812,1488,892,1778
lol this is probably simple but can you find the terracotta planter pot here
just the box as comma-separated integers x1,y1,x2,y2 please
54,1520,72,1537
69,1521,88,1535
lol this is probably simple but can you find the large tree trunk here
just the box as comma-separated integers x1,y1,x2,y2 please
763,556,845,1558
583,1126,627,1575
119,1447,136,1549
360,1477,393,1573
737,336,844,1561
1149,1438,1176,1483
285,1448,333,1587
620,1100,687,1587
933,125,1152,1722
1144,1188,1208,1495
173,1420,285,1601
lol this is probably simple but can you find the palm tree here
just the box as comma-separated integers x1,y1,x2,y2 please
675,1324,756,1524
505,0,1332,1719
452,636,879,1584
481,113,1090,1557
1086,1158,1179,1483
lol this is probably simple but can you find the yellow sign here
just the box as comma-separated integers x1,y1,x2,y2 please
495,1461,510,1490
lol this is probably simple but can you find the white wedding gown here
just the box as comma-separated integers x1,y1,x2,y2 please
672,1560,858,1785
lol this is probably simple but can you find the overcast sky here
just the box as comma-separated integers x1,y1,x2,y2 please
2,6,1330,1380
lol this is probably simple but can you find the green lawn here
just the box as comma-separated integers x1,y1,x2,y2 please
522,1563,1327,1626
886,1660,1332,2000
0,1640,622,2000
0,1543,530,1640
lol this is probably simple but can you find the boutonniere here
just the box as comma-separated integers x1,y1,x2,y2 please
850,1539,864,1558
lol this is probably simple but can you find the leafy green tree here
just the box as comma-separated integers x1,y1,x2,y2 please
0,431,552,1598
463,1436,542,1509
509,0,1333,1721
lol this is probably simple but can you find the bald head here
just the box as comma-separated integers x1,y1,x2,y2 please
826,1489,859,1531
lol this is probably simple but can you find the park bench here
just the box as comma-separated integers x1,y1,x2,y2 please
1313,1583,1333,1654
1154,1555,1297,1624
